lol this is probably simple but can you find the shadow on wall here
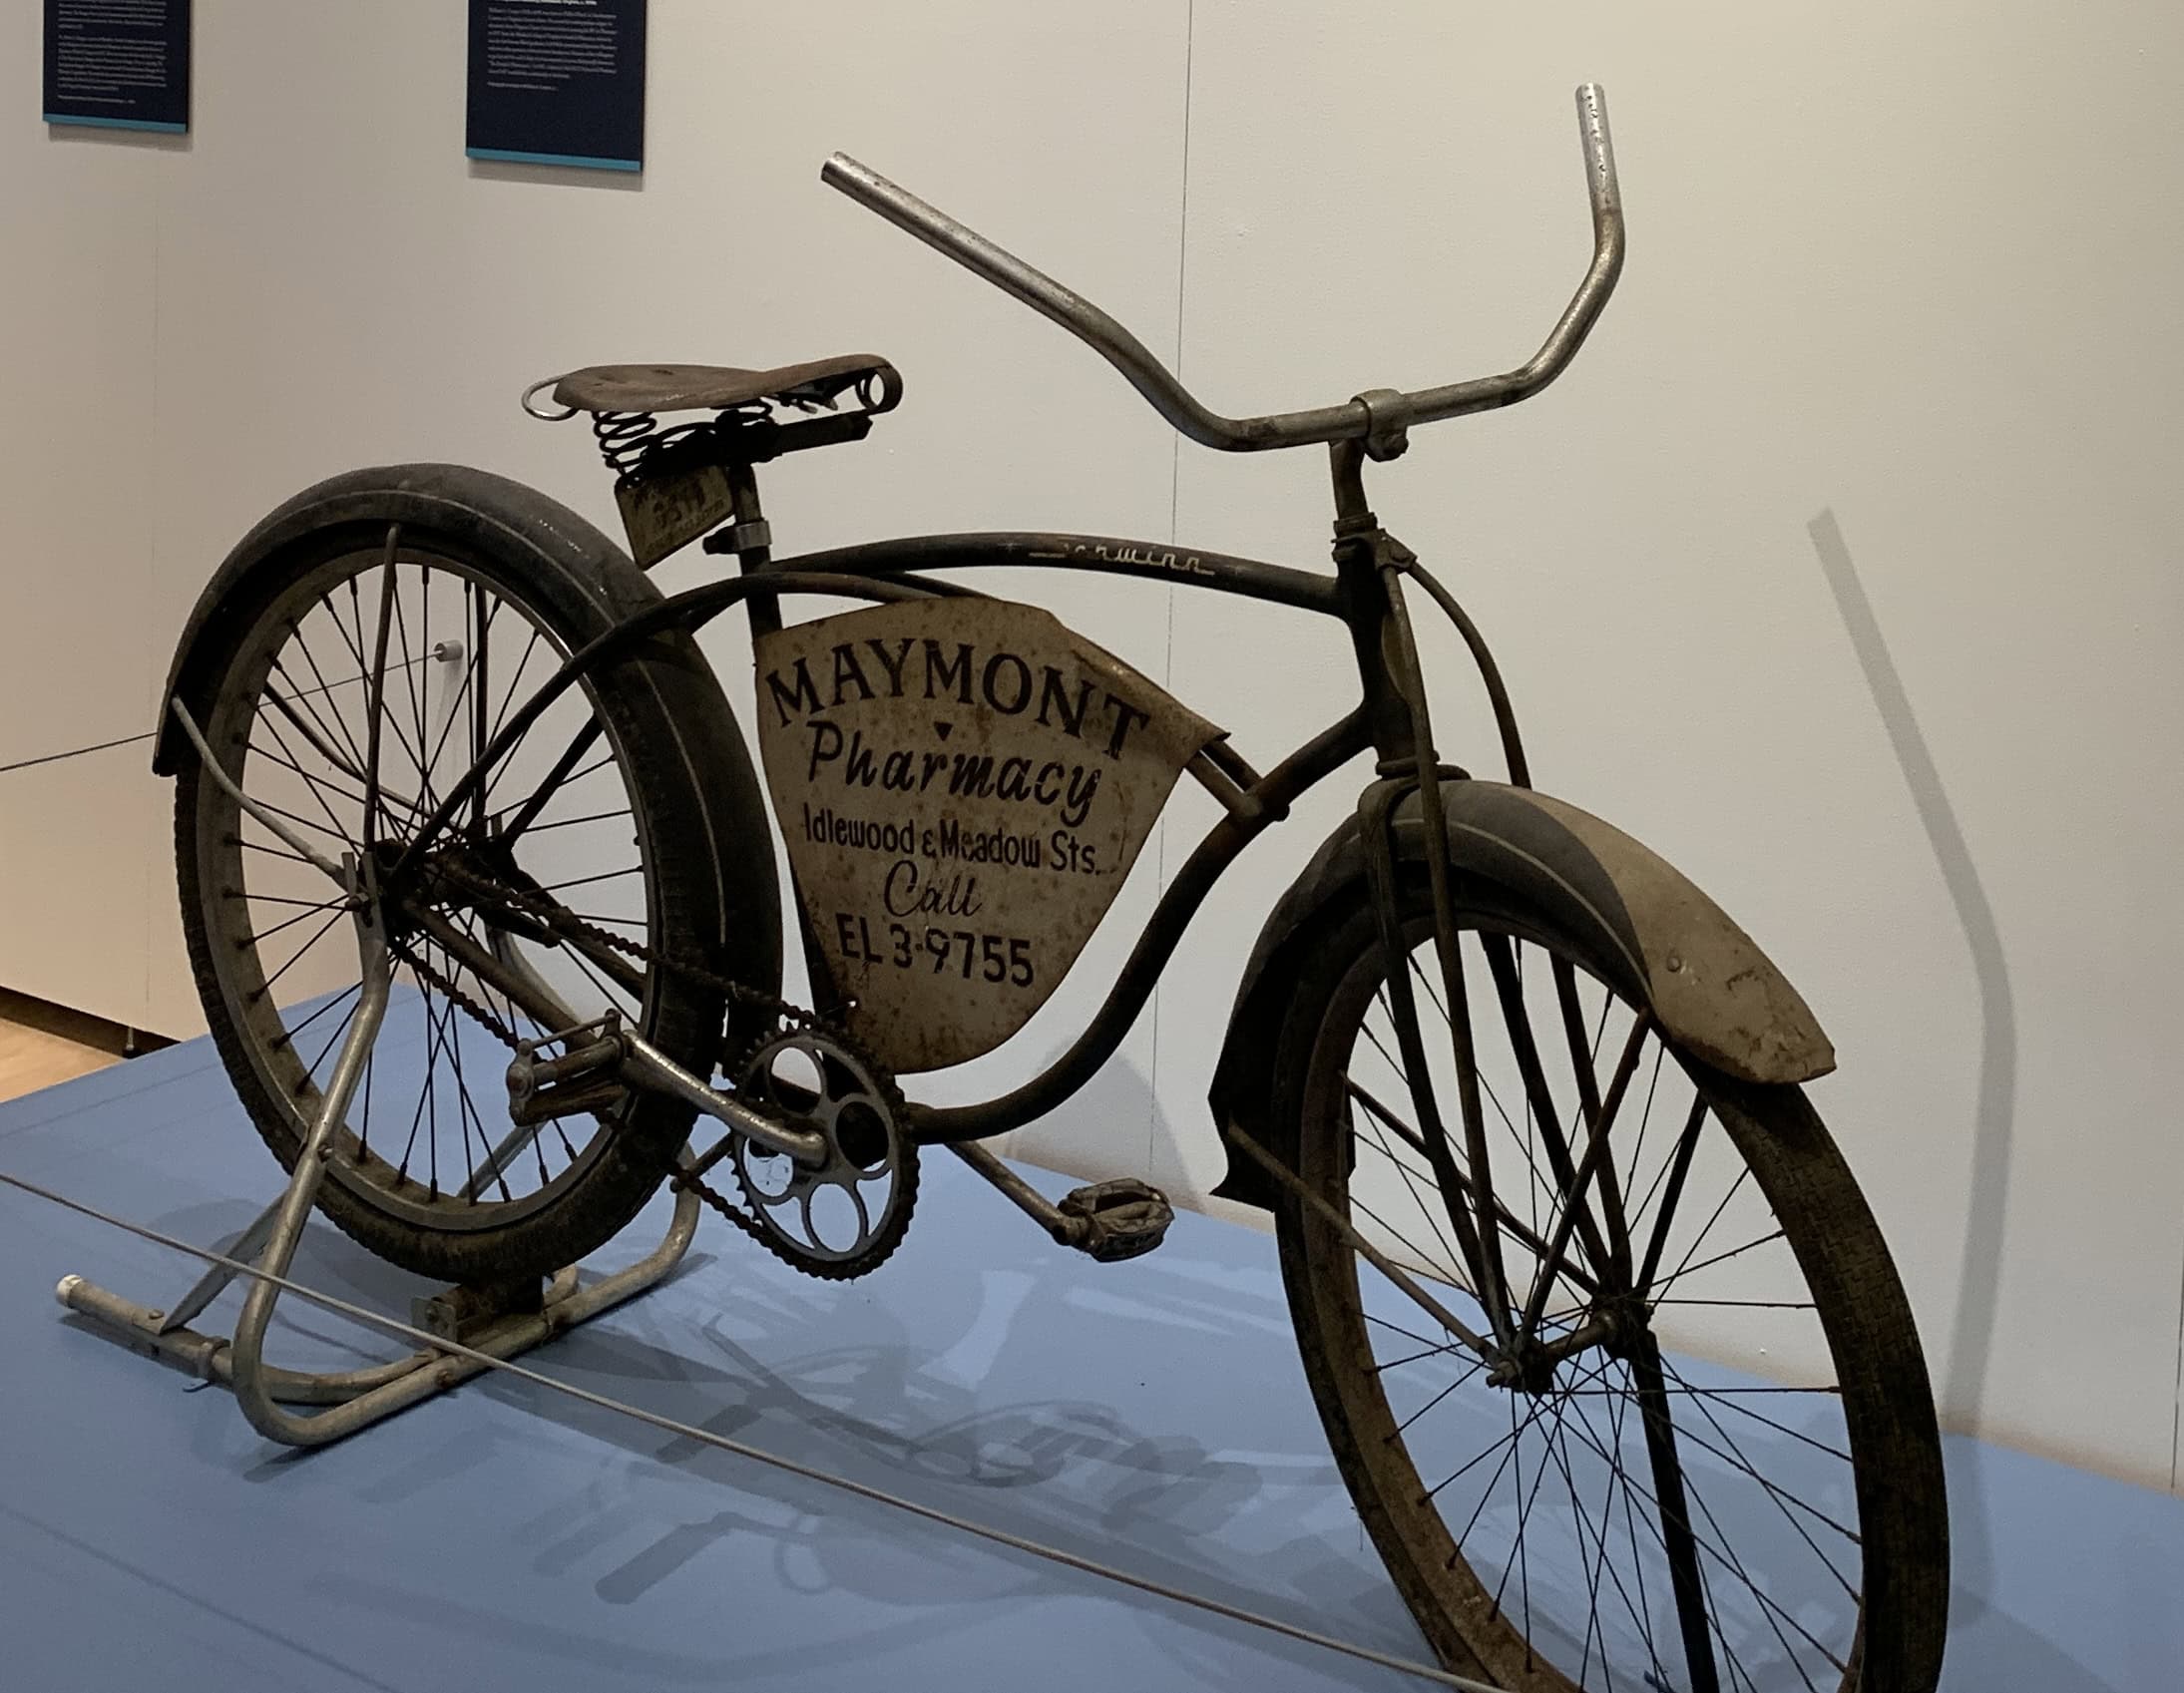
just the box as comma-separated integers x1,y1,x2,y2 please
1808,509,2017,1610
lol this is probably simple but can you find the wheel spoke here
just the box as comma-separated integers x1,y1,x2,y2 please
1349,1079,1599,1298
300,995,362,1086
486,623,544,736
1633,1096,1710,1295
1650,1228,1788,1297
279,621,374,780
1550,956,1637,1282
1351,1083,1471,1287
1366,916,1504,1336
196,539,672,1252
1654,1356,1861,1591
515,806,636,835
238,897,350,951
1480,935,1621,1289
418,595,500,810
1520,1013,1650,1339
1541,1398,1652,1687
1650,1166,1755,1305
254,907,350,1001
362,535,401,854
469,580,493,831
429,938,506,1205
536,864,643,896
270,981,359,1055
1389,1355,1491,1433
492,718,607,848
244,733,370,815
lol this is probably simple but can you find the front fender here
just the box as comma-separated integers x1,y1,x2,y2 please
1208,781,1832,1208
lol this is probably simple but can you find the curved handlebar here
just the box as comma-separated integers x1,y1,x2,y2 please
822,84,1623,455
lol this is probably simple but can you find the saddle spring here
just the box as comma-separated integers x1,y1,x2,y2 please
588,403,769,486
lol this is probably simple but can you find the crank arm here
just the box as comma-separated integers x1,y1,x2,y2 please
406,911,825,1167
488,1000,828,1165
616,1031,828,1166
949,1141,1093,1248
948,1143,1175,1264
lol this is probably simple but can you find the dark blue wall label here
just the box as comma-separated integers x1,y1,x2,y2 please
44,0,192,134
466,0,648,174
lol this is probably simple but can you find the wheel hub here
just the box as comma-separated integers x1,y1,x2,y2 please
1486,1300,1631,1396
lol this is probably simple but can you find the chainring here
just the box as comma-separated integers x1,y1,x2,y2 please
381,856,919,1279
727,1024,918,1281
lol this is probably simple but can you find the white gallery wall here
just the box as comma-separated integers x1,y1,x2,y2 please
2,2,2180,1495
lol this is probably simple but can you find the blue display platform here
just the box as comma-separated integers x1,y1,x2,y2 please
3,1035,2180,1692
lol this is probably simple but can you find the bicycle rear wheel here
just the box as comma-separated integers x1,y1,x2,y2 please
174,469,776,1283
1267,879,1948,1692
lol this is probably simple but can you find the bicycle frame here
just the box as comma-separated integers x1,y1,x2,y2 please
380,79,1624,1330
382,425,1547,1333
399,450,1503,1042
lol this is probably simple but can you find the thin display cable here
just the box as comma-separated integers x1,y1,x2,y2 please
0,1163,1506,1693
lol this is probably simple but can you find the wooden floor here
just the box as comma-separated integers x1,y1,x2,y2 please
0,1018,119,1103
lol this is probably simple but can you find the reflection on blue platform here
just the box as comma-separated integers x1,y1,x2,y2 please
2,1037,2180,1690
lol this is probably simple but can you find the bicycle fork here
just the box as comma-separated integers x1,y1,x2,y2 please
1331,439,1612,1376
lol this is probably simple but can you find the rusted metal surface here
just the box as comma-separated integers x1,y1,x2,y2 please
551,355,899,416
755,598,1220,1072
1522,790,1837,1083
617,459,739,569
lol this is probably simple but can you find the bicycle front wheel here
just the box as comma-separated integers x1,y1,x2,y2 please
1267,879,1948,1692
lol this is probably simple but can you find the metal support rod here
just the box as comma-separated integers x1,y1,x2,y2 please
1355,781,1500,1322
1516,1015,1648,1342
1184,747,1264,823
53,856,710,1445
57,1188,702,1426
155,1200,281,1335
169,698,349,885
1226,1134,1493,1361
226,863,396,1444
1476,935,1619,1294
1374,557,1519,1345
1630,1329,1725,1693
17,1159,1500,1692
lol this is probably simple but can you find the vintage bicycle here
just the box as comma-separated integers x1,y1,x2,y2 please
146,86,1946,1693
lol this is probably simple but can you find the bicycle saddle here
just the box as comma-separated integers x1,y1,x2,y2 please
548,354,899,416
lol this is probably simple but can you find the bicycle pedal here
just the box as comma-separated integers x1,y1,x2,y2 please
1058,1178,1173,1264
505,1028,628,1125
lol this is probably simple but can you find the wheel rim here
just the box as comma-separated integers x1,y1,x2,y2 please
1294,914,1869,1693
193,537,667,1232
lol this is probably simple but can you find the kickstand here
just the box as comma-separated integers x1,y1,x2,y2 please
55,863,700,1448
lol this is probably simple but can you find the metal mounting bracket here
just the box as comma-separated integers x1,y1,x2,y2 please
53,890,702,1449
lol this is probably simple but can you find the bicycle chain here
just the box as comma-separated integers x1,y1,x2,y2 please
397,861,903,1273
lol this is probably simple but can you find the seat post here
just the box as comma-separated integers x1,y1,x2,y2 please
720,461,782,638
